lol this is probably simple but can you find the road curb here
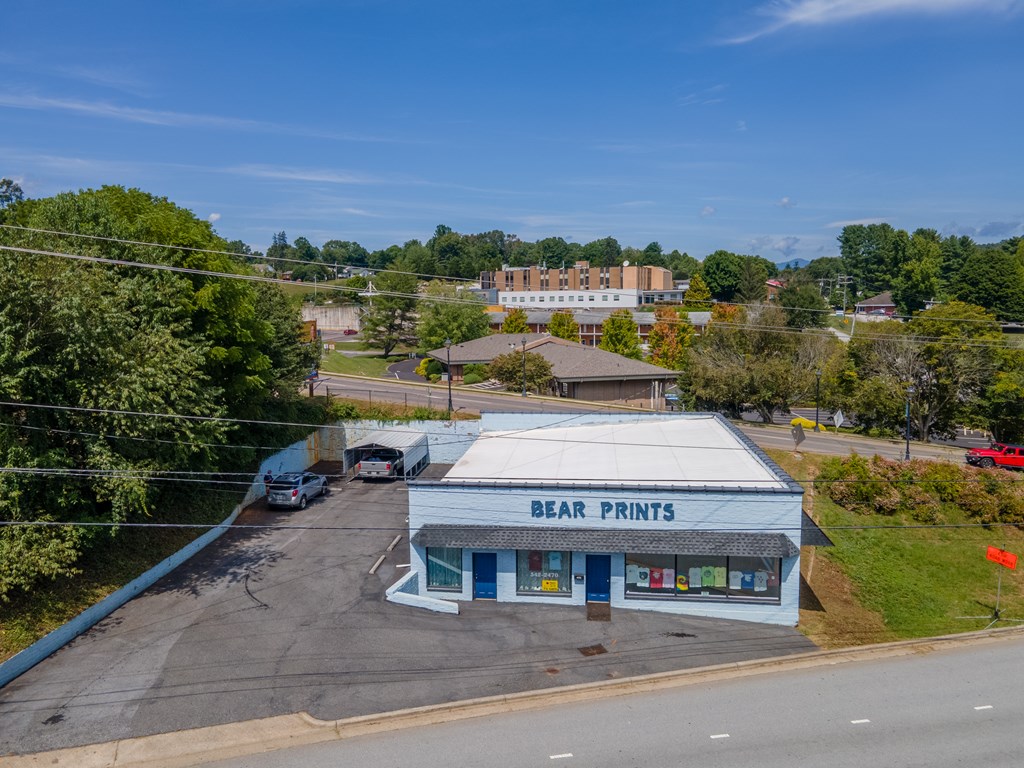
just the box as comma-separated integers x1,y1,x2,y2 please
8,624,1024,767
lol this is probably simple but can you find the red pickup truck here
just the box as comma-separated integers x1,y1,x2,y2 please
965,443,1024,469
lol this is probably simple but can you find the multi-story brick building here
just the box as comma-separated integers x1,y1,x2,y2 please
481,261,673,308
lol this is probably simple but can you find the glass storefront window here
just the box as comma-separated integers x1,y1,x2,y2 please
426,547,462,591
516,550,572,595
625,554,781,603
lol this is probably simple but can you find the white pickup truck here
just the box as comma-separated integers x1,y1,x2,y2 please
357,449,405,479
353,431,430,481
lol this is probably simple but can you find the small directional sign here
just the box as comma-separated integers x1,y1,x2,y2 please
834,409,845,429
791,423,805,448
986,546,1018,570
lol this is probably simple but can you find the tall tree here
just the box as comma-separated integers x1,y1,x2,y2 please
700,250,744,301
487,351,553,395
778,284,828,328
415,281,491,352
647,307,693,370
734,256,768,304
359,261,419,356
955,246,1024,321
0,186,317,598
682,273,712,309
0,178,25,210
892,229,942,315
599,309,642,359
547,310,580,342
500,307,530,334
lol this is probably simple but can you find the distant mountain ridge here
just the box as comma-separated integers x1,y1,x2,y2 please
776,258,810,270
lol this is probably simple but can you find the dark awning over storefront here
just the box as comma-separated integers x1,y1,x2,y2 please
412,524,800,558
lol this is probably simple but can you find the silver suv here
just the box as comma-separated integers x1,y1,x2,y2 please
267,472,328,509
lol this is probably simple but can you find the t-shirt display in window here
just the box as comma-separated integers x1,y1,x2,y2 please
626,563,640,582
676,573,688,591
754,571,768,592
650,568,664,589
548,552,562,570
741,572,755,590
528,550,542,572
729,570,742,589
689,567,702,589
767,570,779,587
663,568,675,589
714,566,727,588
637,567,650,587
701,565,715,587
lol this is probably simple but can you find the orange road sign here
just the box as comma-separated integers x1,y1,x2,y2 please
986,546,1018,570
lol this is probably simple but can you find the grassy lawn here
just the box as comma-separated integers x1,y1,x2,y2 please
320,350,408,377
769,449,1024,646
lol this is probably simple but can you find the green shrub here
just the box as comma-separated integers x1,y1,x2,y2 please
464,363,488,377
463,373,483,385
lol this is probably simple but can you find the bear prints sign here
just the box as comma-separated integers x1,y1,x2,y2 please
530,499,675,522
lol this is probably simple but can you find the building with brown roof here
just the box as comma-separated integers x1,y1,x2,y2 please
426,334,679,406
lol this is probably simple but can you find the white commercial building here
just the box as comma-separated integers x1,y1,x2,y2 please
405,413,828,626
498,288,639,309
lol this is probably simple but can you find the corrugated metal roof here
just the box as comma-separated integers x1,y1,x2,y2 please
350,429,428,451
412,524,799,557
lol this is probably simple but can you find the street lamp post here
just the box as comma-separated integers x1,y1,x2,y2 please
444,338,453,417
904,385,915,461
521,337,528,397
814,369,822,432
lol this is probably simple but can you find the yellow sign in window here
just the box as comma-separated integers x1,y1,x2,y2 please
541,579,559,591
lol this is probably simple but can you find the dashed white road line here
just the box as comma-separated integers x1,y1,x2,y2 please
549,753,573,759
710,733,730,739
974,705,994,710
851,719,871,724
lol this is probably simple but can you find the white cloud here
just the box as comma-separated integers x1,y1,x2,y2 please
726,0,1020,44
825,217,887,228
0,92,400,142
749,235,801,257
208,212,221,223
340,207,383,218
223,164,396,185
699,206,716,217
678,84,728,107
778,196,795,208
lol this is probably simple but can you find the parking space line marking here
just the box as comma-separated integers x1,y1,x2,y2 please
549,753,573,759
368,555,387,574
974,705,993,710
851,719,871,724
710,734,730,739
386,535,403,552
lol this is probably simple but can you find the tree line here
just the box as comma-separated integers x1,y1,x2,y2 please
0,186,321,601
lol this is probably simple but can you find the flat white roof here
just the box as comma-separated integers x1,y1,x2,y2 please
441,417,789,490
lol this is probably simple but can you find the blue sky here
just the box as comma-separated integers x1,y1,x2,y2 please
3,0,1023,263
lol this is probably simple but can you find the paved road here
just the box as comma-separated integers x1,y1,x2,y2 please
205,632,1024,768
0,477,814,756
313,374,964,461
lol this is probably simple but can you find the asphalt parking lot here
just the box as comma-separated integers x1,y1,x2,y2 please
0,467,816,756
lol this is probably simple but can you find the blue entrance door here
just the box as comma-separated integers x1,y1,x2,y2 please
472,553,497,599
586,555,611,602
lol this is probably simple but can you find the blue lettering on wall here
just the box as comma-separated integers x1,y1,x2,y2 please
530,499,677,524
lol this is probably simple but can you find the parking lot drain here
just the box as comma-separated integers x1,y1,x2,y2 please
578,644,608,657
